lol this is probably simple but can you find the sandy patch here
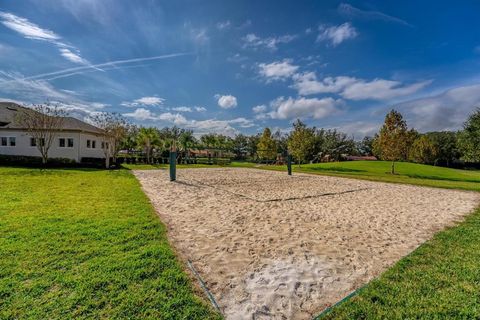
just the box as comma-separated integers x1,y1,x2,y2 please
134,168,479,319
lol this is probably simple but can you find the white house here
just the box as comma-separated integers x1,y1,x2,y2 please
0,102,105,163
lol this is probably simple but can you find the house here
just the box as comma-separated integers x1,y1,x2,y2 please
0,102,105,163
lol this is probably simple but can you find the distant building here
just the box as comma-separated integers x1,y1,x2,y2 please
345,155,377,161
0,102,105,162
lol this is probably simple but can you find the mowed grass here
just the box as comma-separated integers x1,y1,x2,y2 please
0,167,220,320
245,161,480,192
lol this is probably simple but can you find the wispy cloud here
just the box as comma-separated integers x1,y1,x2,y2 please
2,52,192,82
121,96,165,108
0,11,59,41
291,71,431,100
216,20,231,30
0,71,108,119
396,83,480,131
338,3,413,27
0,11,92,65
317,23,357,46
242,33,297,51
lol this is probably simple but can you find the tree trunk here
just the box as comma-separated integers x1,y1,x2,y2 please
391,161,395,174
105,155,110,169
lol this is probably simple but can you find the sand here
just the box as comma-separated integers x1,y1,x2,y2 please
134,168,479,319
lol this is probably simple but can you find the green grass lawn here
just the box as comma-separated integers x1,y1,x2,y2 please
235,161,480,192
0,167,220,320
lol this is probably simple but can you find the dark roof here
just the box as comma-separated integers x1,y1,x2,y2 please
0,102,103,134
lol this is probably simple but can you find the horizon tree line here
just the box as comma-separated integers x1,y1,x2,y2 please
15,103,480,169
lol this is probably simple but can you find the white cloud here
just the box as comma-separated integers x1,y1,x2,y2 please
292,71,431,100
267,96,343,120
121,96,165,108
216,20,231,30
59,48,89,64
317,23,357,46
157,112,188,125
122,107,254,137
194,106,207,112
215,94,238,109
292,72,357,95
0,11,90,65
123,108,157,120
172,106,192,112
242,33,297,51
334,121,380,138
396,83,480,132
252,104,267,113
341,79,432,100
0,11,60,41
258,60,299,82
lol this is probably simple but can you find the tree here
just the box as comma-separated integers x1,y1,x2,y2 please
121,124,139,154
232,134,249,159
160,126,184,151
358,136,375,156
425,131,460,166
137,127,161,164
458,108,480,162
287,120,315,165
373,110,409,174
273,129,288,155
90,112,129,168
409,135,439,164
257,128,277,160
178,130,196,160
404,128,420,160
17,103,67,165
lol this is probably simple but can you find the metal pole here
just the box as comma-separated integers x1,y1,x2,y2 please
169,150,176,181
287,153,292,175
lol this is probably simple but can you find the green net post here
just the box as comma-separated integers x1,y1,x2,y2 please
169,151,176,181
287,153,292,175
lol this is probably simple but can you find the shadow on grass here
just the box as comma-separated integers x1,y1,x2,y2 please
404,173,480,183
307,166,367,173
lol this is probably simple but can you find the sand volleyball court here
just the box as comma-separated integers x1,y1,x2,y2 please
134,168,479,319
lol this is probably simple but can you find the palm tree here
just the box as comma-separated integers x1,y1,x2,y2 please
137,127,161,164
179,130,196,161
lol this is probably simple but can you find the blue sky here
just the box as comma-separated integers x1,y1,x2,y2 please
1,0,480,137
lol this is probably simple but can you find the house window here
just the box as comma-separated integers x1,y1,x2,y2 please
87,140,91,148
9,137,15,147
91,140,96,149
30,138,37,147
68,138,74,148
39,138,45,147
1,137,6,146
102,141,108,149
59,138,66,148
